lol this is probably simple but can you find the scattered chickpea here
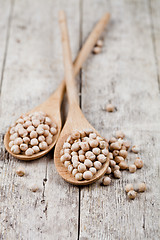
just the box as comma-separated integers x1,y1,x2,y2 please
119,161,128,170
30,184,39,192
132,145,140,153
125,184,134,193
122,141,131,150
96,39,103,47
119,150,128,159
134,157,144,169
16,167,25,176
116,130,125,139
114,170,121,179
102,176,111,186
106,104,115,112
129,164,137,173
138,183,146,192
93,46,101,54
115,156,124,164
127,190,137,200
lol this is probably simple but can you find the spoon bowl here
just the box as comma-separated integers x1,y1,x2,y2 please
4,82,64,161
54,107,109,185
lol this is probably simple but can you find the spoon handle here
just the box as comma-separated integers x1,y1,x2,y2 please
59,11,110,106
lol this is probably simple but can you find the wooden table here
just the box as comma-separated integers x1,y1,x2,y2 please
0,0,159,239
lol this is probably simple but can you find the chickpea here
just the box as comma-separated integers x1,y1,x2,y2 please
132,145,140,153
111,165,120,172
75,173,83,181
101,148,109,156
25,148,34,156
89,132,97,139
116,130,125,139
72,130,80,140
30,130,38,139
71,151,78,156
85,151,95,161
11,145,20,154
32,119,40,127
38,135,45,142
24,120,32,128
36,126,44,135
71,155,79,162
127,190,137,200
72,160,80,168
96,39,103,47
125,184,134,193
32,146,40,153
78,163,86,173
45,117,52,125
20,143,28,151
30,138,38,146
108,152,113,160
119,149,128,159
97,154,106,163
78,150,85,155
84,159,93,168
109,137,117,143
14,137,23,146
83,171,93,180
115,156,124,164
64,161,71,168
106,104,115,112
89,139,99,148
68,165,73,173
23,137,30,144
67,136,74,144
63,142,71,149
39,141,48,150
94,161,102,170
18,128,28,138
43,124,49,130
84,128,93,135
110,142,121,151
72,169,78,176
61,153,71,162
64,149,71,154
27,126,35,133
9,141,14,148
10,127,15,135
92,147,101,155
71,143,80,152
138,183,146,192
79,131,86,138
119,161,128,170
46,136,53,145
134,157,143,169
113,150,119,157
109,160,116,167
122,141,131,150
99,141,107,149
50,127,57,135
16,167,25,176
129,164,137,173
102,176,111,186
93,46,101,54
80,142,90,152
105,167,111,174
79,155,85,162
89,167,97,175
114,170,121,179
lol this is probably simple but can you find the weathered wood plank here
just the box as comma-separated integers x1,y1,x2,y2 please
0,0,80,239
149,0,160,90
0,0,12,88
80,0,160,239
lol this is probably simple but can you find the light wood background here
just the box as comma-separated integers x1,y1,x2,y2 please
0,0,160,239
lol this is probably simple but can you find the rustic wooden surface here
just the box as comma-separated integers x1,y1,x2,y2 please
0,0,159,239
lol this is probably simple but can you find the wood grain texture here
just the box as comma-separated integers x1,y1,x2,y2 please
80,0,160,239
0,0,80,239
0,0,160,239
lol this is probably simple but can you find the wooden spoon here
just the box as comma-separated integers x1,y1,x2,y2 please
54,11,110,185
4,12,110,161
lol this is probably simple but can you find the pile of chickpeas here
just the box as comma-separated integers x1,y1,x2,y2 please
60,129,109,181
8,111,57,156
102,130,144,196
